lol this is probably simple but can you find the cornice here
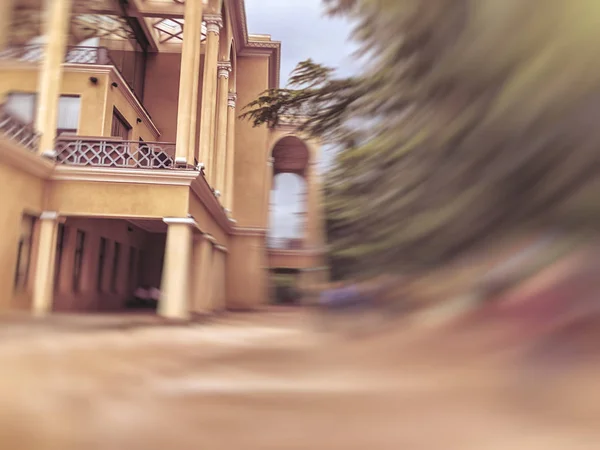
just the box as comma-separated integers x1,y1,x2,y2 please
230,0,281,89
190,174,233,234
0,137,54,179
214,244,229,253
267,248,328,257
231,227,267,237
51,165,199,185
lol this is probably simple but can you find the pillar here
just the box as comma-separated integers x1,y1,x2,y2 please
263,157,275,226
0,0,15,51
158,218,195,319
32,212,60,316
198,14,222,183
187,16,203,166
36,0,73,156
305,158,326,249
175,0,203,166
224,93,237,213
190,233,214,315
213,61,231,196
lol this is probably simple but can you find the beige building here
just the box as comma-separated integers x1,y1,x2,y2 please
0,0,327,318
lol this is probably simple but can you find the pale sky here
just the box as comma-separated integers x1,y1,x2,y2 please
245,0,355,239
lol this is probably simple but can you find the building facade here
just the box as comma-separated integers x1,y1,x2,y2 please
0,0,327,318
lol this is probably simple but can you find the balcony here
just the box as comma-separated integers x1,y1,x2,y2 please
0,105,40,152
55,137,176,170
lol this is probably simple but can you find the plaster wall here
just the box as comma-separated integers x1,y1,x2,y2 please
0,65,158,140
226,233,268,310
0,143,45,311
46,181,189,218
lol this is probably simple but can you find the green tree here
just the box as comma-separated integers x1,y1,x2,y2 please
243,0,600,277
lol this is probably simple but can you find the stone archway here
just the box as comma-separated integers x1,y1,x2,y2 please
269,136,310,249
266,133,328,302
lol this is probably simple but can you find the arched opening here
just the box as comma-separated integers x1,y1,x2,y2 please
268,136,310,249
268,136,311,305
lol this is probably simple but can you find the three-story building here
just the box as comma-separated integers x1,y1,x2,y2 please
0,0,327,318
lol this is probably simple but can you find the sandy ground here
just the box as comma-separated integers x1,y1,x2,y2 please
0,309,599,450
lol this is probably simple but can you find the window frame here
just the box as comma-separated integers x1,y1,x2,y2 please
110,242,121,293
56,94,82,136
72,230,86,292
53,223,66,292
13,214,36,291
111,108,131,140
97,237,108,293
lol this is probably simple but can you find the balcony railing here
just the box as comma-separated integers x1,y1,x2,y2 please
66,46,115,65
0,105,40,152
0,45,114,65
268,238,306,250
55,137,176,170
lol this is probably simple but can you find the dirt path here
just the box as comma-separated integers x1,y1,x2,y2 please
0,311,598,449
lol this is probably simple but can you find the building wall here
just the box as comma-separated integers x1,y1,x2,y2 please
139,233,166,289
144,53,182,143
143,52,206,146
101,72,158,141
226,233,268,310
0,141,46,311
0,66,106,136
46,181,189,218
0,65,158,140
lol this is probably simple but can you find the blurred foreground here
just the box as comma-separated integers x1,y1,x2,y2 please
1,299,600,449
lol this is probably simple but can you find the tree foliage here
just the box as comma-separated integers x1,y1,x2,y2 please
242,0,600,277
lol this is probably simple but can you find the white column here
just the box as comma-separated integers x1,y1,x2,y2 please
175,0,203,166
36,0,73,156
32,212,60,316
0,0,15,51
224,93,237,213
213,61,231,195
198,14,223,183
158,218,195,319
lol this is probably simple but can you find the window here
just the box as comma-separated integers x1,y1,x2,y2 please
97,238,107,292
53,223,66,291
56,96,81,135
73,230,86,292
111,109,131,140
128,246,137,292
14,214,36,290
5,93,36,124
110,242,121,293
5,93,80,134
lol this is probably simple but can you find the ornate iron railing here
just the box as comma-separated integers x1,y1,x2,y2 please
55,137,176,169
0,44,45,62
0,105,40,152
0,45,115,65
65,46,114,65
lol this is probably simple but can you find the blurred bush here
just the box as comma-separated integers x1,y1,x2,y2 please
244,0,600,278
